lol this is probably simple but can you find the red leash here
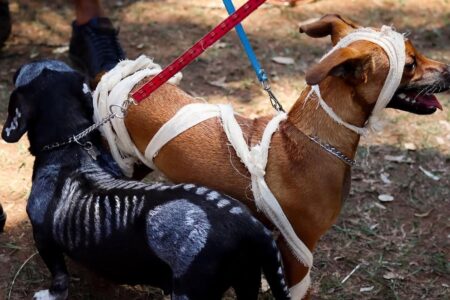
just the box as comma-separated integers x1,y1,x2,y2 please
130,0,267,103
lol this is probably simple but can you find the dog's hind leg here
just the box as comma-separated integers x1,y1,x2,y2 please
33,240,69,300
233,265,261,300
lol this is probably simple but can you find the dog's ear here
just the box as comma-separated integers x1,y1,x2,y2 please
305,47,371,86
1,89,32,143
300,14,359,44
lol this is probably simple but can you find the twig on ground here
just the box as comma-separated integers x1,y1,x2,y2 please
7,251,39,300
341,263,361,284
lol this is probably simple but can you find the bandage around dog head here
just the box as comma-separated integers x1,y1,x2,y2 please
308,26,406,135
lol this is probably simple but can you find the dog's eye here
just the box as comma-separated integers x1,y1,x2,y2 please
405,59,416,72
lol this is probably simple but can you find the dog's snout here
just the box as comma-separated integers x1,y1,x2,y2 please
445,65,450,81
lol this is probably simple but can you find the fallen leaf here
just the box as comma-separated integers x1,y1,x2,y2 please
419,166,440,181
374,202,386,210
404,142,416,151
272,56,295,65
438,120,450,130
384,155,414,163
136,43,145,49
378,194,394,202
213,42,228,49
380,172,391,185
414,209,433,218
360,286,374,292
208,77,228,89
52,46,69,54
436,137,445,145
383,272,404,280
30,52,39,59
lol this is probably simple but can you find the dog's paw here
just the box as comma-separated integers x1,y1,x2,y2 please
33,289,68,300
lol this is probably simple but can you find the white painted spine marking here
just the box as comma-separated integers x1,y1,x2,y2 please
195,187,208,195
217,199,230,208
229,207,243,214
183,184,195,191
206,191,220,201
145,183,163,191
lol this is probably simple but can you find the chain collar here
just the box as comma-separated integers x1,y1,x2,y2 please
41,100,133,152
306,134,356,167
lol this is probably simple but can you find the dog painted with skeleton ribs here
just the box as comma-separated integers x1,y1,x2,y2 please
1,61,291,300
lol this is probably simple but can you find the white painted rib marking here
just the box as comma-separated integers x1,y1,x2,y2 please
123,196,130,227
104,196,112,237
94,197,101,244
131,195,139,220
114,196,121,230
84,195,93,248
75,195,88,247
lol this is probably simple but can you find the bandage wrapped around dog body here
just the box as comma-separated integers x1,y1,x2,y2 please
92,55,182,177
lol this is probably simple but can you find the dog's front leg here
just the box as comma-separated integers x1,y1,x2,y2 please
33,238,69,300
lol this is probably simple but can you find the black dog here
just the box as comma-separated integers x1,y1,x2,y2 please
2,60,291,300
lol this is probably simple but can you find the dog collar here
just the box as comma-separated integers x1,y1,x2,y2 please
305,134,356,167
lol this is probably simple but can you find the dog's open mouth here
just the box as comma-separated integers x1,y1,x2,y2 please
387,88,446,115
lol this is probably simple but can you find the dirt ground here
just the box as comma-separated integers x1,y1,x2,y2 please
0,0,449,299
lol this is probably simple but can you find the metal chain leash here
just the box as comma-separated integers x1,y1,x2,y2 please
42,99,134,152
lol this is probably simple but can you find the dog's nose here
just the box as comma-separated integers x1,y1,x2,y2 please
444,65,450,86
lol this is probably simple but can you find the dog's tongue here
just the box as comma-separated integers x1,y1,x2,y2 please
406,91,443,110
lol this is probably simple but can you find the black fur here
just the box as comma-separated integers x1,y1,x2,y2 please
2,61,291,300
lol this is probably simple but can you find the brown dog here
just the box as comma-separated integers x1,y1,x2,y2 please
121,15,449,298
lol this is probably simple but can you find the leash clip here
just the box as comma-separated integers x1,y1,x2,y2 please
109,98,135,119
262,79,285,113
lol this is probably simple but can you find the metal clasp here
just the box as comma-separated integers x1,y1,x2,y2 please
109,98,136,119
262,78,285,113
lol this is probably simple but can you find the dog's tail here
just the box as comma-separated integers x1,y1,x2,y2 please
256,226,291,300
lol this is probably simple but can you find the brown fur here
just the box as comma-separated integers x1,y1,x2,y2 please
122,15,449,298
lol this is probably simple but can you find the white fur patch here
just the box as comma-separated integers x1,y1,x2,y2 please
82,83,91,95
33,289,68,300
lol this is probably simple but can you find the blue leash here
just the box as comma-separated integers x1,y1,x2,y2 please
223,0,285,112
